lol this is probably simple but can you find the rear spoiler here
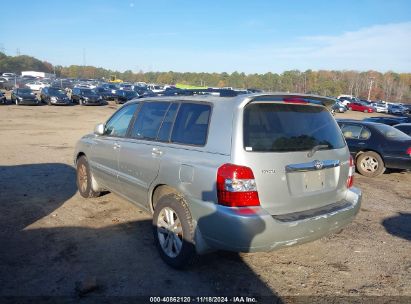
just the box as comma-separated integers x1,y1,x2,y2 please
251,94,336,109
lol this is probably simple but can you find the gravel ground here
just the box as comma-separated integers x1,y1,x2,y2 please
0,95,410,303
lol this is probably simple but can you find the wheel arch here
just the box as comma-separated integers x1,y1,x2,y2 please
150,184,181,214
354,149,385,163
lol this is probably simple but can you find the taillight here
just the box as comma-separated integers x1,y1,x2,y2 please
407,147,411,157
283,97,308,104
346,155,355,188
217,163,260,207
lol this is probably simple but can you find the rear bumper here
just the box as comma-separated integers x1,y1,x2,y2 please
191,187,362,254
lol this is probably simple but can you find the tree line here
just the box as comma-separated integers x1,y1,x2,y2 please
1,52,410,102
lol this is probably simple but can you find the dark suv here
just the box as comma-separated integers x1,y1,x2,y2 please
40,87,71,105
71,88,104,105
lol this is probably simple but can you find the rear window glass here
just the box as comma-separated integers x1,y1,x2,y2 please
374,124,410,140
243,103,345,152
171,103,211,146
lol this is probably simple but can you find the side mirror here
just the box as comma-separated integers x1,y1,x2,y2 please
94,123,105,135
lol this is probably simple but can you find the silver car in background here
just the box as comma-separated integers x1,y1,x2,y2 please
74,93,362,268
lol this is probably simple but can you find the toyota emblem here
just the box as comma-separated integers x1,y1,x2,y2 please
313,160,324,170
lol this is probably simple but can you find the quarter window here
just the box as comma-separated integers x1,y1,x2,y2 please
171,103,211,146
340,125,363,139
130,102,170,140
105,103,138,137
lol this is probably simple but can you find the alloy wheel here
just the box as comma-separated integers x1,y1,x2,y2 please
157,207,183,258
360,156,379,172
77,163,88,193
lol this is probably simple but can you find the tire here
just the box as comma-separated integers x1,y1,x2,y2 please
356,151,385,177
76,155,100,198
363,110,368,113
153,193,196,269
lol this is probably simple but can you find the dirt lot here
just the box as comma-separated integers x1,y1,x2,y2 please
0,97,410,302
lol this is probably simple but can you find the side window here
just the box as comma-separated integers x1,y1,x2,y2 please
105,103,138,137
157,103,179,142
171,103,211,146
130,102,170,140
341,124,363,139
359,127,371,140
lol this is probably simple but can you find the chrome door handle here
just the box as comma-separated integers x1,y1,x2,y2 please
113,143,121,149
152,147,163,156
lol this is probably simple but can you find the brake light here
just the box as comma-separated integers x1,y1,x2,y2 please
283,97,308,104
346,156,355,188
407,147,411,157
217,164,260,207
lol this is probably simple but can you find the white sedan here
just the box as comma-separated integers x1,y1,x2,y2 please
25,81,49,91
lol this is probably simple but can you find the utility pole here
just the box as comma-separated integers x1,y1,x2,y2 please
367,77,375,101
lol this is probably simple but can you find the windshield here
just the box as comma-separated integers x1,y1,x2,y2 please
243,103,346,152
17,89,32,94
81,89,95,95
49,88,65,95
374,124,410,140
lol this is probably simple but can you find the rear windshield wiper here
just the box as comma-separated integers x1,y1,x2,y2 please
307,144,329,158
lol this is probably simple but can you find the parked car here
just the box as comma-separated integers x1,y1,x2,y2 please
337,95,358,106
363,116,411,126
147,84,165,93
0,77,15,90
388,104,407,115
332,101,347,114
113,89,138,104
74,94,362,269
70,88,104,105
10,88,39,105
347,101,375,113
94,87,116,101
371,102,388,113
393,123,411,136
0,91,7,104
40,87,71,105
25,81,49,91
337,119,411,177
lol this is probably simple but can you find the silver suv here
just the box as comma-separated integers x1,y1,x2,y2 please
74,93,362,268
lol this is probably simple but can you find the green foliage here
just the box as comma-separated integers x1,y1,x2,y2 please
0,52,53,74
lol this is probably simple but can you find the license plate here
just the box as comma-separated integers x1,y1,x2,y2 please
303,171,325,192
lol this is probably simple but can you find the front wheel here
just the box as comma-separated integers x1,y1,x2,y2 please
76,155,100,198
153,194,196,269
356,151,385,177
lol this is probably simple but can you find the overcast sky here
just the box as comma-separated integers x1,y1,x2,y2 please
2,0,411,73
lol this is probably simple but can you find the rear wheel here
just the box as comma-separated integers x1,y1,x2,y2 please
76,155,100,198
153,193,196,269
356,151,385,177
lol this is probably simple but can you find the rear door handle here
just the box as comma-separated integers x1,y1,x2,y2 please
113,142,121,150
152,147,163,156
